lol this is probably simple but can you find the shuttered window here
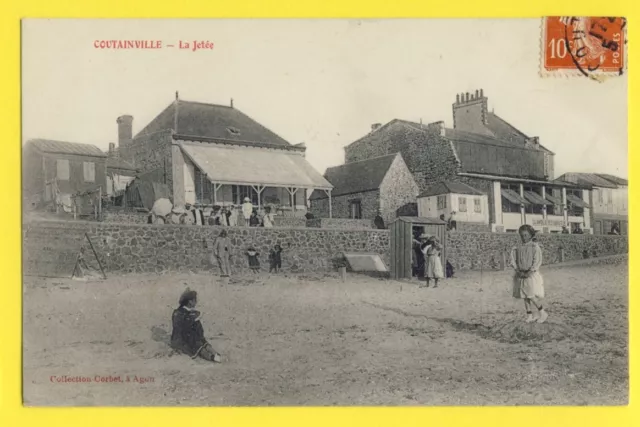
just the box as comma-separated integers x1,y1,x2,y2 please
56,159,70,180
458,197,467,212
83,162,95,182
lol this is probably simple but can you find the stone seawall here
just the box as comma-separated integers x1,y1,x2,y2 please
22,220,627,277
23,220,390,276
306,218,374,229
102,209,149,224
446,232,628,270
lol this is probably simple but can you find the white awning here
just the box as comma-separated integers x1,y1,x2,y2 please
179,142,333,190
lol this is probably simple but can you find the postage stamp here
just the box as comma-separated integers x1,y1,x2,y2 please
541,16,627,80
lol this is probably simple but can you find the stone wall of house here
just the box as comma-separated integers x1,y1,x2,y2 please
379,155,420,226
23,220,390,276
344,121,461,192
102,208,150,224
445,232,628,270
273,216,307,228
120,129,174,195
306,218,374,229
310,190,380,221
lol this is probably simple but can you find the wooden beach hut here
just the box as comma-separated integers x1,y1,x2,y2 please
389,216,448,280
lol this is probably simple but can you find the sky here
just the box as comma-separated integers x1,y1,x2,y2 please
22,19,628,178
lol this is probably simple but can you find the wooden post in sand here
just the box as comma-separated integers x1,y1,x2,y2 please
500,251,508,270
85,233,107,279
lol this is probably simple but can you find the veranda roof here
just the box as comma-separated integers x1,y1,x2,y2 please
501,189,530,205
545,193,563,205
523,191,552,206
179,142,333,190
566,194,590,208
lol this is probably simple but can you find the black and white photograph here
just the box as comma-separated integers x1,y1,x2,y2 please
21,18,628,406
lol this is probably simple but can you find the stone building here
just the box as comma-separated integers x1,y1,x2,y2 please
22,139,108,210
309,153,418,226
556,173,628,235
116,93,332,215
343,89,591,233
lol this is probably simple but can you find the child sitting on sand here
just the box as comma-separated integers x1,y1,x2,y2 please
170,288,222,362
510,224,548,324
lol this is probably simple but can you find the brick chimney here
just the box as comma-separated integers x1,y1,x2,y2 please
116,115,133,148
108,142,116,156
371,123,382,132
452,88,492,136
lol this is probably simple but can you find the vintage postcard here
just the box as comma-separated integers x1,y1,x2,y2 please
21,18,628,406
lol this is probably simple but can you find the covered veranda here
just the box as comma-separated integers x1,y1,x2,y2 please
179,141,334,216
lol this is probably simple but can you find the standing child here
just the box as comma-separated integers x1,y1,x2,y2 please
246,247,260,274
242,197,253,226
269,244,283,273
510,224,548,323
421,236,444,288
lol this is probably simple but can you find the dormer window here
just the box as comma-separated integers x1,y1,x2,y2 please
226,126,241,136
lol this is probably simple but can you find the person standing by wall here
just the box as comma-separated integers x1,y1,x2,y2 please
210,230,231,277
421,236,444,288
228,205,238,227
242,197,253,226
263,206,275,228
374,210,386,229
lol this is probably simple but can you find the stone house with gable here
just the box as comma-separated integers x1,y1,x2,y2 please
343,89,591,233
115,93,332,215
309,152,419,226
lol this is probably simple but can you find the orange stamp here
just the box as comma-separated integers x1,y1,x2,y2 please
541,16,627,80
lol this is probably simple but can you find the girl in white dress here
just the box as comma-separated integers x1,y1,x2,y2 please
510,224,548,323
421,236,444,288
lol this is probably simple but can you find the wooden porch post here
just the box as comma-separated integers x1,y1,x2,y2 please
323,189,332,218
519,183,525,225
562,187,568,226
286,187,299,212
251,185,264,210
541,185,547,220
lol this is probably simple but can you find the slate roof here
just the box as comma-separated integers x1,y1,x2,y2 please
485,113,553,154
595,173,628,186
310,153,398,200
556,173,619,189
28,139,107,157
418,181,485,198
136,99,291,146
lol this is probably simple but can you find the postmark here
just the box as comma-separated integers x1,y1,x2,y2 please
541,16,627,80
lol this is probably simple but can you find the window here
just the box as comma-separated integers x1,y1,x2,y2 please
437,195,447,210
458,196,467,212
523,186,543,215
83,162,95,182
226,126,241,136
596,188,603,203
474,198,482,213
501,183,521,213
56,159,70,180
350,200,362,219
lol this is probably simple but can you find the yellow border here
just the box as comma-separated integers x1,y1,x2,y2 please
1,1,636,426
